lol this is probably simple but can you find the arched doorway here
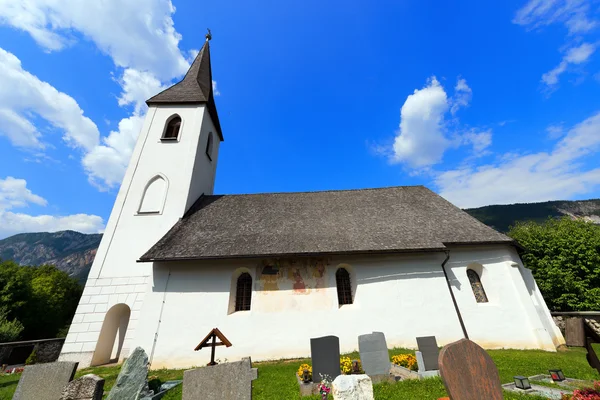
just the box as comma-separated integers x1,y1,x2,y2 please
91,303,131,366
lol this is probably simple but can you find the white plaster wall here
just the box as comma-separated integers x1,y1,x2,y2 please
444,246,557,351
131,246,559,370
61,104,220,367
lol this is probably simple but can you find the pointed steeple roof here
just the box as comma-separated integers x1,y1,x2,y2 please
146,40,223,140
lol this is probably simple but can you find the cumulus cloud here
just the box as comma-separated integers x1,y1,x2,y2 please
391,77,484,168
513,0,597,34
0,47,100,151
435,112,600,208
0,0,189,80
542,42,596,86
0,176,104,238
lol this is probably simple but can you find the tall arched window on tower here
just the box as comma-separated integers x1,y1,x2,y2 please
467,269,488,303
336,267,352,305
162,115,181,140
205,132,213,160
235,273,252,311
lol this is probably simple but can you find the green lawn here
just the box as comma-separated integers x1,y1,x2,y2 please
1,347,598,400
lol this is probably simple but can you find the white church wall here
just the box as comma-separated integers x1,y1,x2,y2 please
130,246,559,369
445,245,559,351
62,104,220,368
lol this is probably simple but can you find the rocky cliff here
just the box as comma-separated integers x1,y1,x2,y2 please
0,230,102,283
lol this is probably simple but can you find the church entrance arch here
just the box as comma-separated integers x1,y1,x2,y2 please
91,303,131,366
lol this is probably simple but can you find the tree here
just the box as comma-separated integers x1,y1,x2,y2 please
0,308,24,342
509,217,600,311
0,260,82,341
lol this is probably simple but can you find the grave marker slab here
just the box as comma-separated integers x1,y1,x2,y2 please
106,347,149,400
12,361,78,400
358,332,390,376
565,318,585,347
416,336,439,371
310,336,341,381
60,374,104,400
182,357,257,400
438,339,503,400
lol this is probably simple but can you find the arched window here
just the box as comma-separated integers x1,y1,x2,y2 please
162,115,181,140
205,132,213,160
467,269,488,303
235,273,252,311
138,175,167,214
336,268,352,305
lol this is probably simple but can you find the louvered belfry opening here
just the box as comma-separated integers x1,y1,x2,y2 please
235,272,252,311
467,269,489,303
336,268,352,305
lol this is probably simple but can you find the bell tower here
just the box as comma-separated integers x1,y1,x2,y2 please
60,33,223,367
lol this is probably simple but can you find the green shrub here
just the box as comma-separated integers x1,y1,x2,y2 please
25,349,37,365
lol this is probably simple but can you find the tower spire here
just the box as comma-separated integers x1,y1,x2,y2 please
146,35,222,139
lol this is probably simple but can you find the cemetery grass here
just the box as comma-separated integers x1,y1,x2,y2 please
0,347,598,399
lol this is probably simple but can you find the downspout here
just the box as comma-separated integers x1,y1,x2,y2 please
440,250,469,339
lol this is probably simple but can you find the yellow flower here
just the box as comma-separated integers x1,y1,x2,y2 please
297,363,312,379
391,354,418,371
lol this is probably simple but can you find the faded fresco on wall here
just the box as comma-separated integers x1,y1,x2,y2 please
255,258,331,294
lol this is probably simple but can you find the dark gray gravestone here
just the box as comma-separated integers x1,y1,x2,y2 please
60,374,104,400
358,332,390,376
310,336,341,381
12,361,78,400
416,336,439,371
182,357,257,400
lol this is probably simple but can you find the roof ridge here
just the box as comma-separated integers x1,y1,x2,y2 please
207,185,427,197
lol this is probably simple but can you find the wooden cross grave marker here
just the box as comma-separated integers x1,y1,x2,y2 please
194,328,233,366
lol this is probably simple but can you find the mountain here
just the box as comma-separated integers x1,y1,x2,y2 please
1,199,599,280
465,199,600,233
0,230,102,283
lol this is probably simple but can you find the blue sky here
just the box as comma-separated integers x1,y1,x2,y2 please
0,0,599,238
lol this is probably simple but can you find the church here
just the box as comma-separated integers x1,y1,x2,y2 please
59,36,565,369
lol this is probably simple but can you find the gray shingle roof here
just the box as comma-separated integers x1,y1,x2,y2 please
139,186,514,261
146,40,223,140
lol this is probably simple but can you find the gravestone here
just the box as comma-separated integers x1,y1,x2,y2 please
332,374,374,400
438,338,503,400
565,318,585,347
60,374,104,400
310,336,341,381
106,347,149,400
358,332,390,376
12,361,78,400
182,357,258,400
416,336,440,378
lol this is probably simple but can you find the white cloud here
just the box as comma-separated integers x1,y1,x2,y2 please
0,176,104,238
0,47,100,151
117,68,166,113
391,76,484,168
460,129,492,153
392,77,450,167
0,0,189,80
212,80,220,96
542,42,596,86
82,114,145,190
546,123,564,138
450,78,472,115
513,0,597,34
435,112,600,208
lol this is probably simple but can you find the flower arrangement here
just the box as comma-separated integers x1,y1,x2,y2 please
561,381,600,400
317,374,332,400
391,354,418,371
340,357,363,374
297,363,312,381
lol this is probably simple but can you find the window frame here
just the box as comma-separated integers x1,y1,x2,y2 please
234,272,253,312
335,267,353,306
466,268,489,303
161,115,182,141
